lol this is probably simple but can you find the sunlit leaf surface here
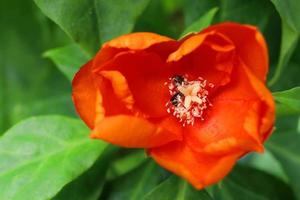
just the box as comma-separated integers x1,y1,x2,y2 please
0,116,107,200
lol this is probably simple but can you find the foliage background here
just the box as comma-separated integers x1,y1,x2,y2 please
0,0,300,199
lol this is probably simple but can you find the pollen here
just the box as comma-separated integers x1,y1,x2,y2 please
166,75,214,126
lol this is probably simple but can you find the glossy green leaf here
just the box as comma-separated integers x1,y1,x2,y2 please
267,132,300,199
33,0,100,54
10,94,76,122
270,0,300,32
212,165,296,200
34,0,150,54
298,117,300,133
273,87,300,115
95,0,151,42
183,0,218,27
180,7,218,38
101,160,168,200
219,0,275,31
241,150,288,182
270,62,300,91
53,146,118,200
44,44,90,81
134,0,184,38
268,21,299,86
0,116,107,200
109,150,147,178
144,175,213,200
271,36,300,90
0,0,70,133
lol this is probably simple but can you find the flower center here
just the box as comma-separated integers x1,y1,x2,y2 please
166,75,214,126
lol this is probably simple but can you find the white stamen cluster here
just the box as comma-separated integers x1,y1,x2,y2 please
166,75,214,126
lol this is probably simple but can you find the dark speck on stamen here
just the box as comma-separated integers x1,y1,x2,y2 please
170,92,184,106
172,75,184,86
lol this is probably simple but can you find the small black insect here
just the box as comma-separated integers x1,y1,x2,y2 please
170,92,184,106
172,75,185,86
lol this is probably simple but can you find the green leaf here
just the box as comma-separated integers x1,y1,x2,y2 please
134,0,183,38
34,0,150,54
95,0,151,43
219,0,275,31
268,21,299,86
144,175,213,200
183,0,218,27
0,116,107,200
161,0,183,15
270,0,300,32
212,165,296,200
44,44,90,81
270,62,300,91
273,87,300,115
101,160,168,200
0,0,71,133
271,40,300,91
10,94,76,122
109,149,147,178
241,150,288,182
180,7,218,38
267,132,300,199
53,146,118,200
298,117,300,133
33,0,100,54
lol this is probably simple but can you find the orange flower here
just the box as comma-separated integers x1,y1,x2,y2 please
72,22,275,189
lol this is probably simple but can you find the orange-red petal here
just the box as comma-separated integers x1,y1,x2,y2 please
203,22,269,81
184,99,264,155
167,31,234,62
72,60,104,128
103,32,174,50
95,51,171,117
99,70,135,110
216,59,275,139
167,31,236,90
184,58,274,155
242,62,275,141
150,116,184,139
91,115,182,148
93,32,176,70
149,141,241,189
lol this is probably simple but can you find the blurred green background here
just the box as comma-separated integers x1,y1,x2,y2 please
0,0,300,199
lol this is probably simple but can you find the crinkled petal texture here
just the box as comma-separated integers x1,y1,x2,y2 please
72,22,275,189
73,32,182,148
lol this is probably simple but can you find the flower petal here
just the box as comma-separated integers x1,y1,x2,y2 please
72,60,104,128
90,115,182,148
167,31,234,62
184,59,274,155
216,59,275,140
99,70,135,110
95,51,171,117
184,99,264,155
103,32,174,50
151,116,184,138
149,141,241,189
93,32,177,72
242,62,275,141
167,31,236,89
203,22,269,81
